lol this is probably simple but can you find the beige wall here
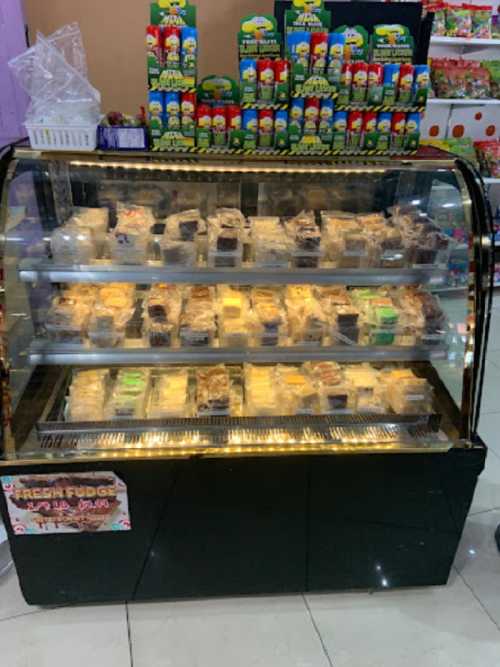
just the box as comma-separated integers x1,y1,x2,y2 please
24,0,273,113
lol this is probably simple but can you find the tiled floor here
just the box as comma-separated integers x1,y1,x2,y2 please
2,297,500,666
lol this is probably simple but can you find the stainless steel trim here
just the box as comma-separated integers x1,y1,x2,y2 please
27,340,449,366
18,259,449,287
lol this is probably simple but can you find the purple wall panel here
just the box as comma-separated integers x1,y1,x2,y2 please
0,0,28,146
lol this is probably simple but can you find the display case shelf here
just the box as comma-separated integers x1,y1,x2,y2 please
18,259,449,287
27,339,449,366
430,36,500,47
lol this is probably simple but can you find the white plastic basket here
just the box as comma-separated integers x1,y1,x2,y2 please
25,120,99,152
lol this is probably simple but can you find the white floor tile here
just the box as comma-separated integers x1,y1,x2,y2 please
129,596,330,667
470,448,500,515
455,509,500,628
306,572,500,667
0,565,34,622
479,412,500,457
0,604,130,667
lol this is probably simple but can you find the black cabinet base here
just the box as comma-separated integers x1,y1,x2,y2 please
0,448,485,606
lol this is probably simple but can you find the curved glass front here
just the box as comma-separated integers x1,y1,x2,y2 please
0,152,480,461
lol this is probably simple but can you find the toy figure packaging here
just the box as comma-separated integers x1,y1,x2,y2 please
147,25,162,88
398,64,414,105
383,64,400,105
376,112,392,151
405,112,420,151
274,109,289,148
332,111,347,149
367,63,384,105
148,91,165,138
351,62,368,103
318,99,334,143
240,59,257,104
333,25,369,62
391,111,406,150
362,111,378,150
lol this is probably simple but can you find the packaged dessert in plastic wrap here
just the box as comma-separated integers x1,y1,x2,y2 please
207,215,243,268
275,365,319,415
244,364,279,416
87,284,136,347
45,295,91,342
383,368,433,414
50,222,97,265
160,238,197,266
285,285,327,346
72,207,109,255
179,286,216,347
344,364,386,413
88,304,126,348
165,209,206,242
305,361,356,414
249,216,291,268
251,286,288,346
109,204,154,264
67,369,109,422
284,211,323,268
217,286,253,348
106,368,151,420
147,368,190,418
196,365,231,416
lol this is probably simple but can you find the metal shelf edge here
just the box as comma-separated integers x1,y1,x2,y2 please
27,342,449,366
18,261,449,287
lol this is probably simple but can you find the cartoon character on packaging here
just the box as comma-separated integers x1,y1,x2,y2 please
242,65,257,83
305,105,319,122
415,70,429,89
275,116,288,133
406,117,418,133
198,113,211,130
296,41,310,68
159,0,186,14
260,66,274,85
147,31,159,51
259,115,274,133
368,70,380,87
290,105,304,128
378,117,391,133
365,116,377,133
334,116,347,132
149,100,163,121
166,99,180,116
313,42,328,70
181,99,195,118
168,115,181,130
212,113,226,132
350,116,362,132
182,35,197,69
393,117,405,134
319,105,333,131
245,116,258,133
399,72,413,91
165,34,181,65
230,116,241,131
353,70,367,88
329,42,343,60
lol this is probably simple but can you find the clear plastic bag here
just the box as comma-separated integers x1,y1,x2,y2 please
9,25,100,126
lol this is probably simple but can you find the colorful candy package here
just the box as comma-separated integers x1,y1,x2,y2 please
482,60,500,98
470,5,492,39
428,3,447,36
475,140,500,177
445,4,472,38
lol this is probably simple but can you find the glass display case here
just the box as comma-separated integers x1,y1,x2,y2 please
0,148,494,605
